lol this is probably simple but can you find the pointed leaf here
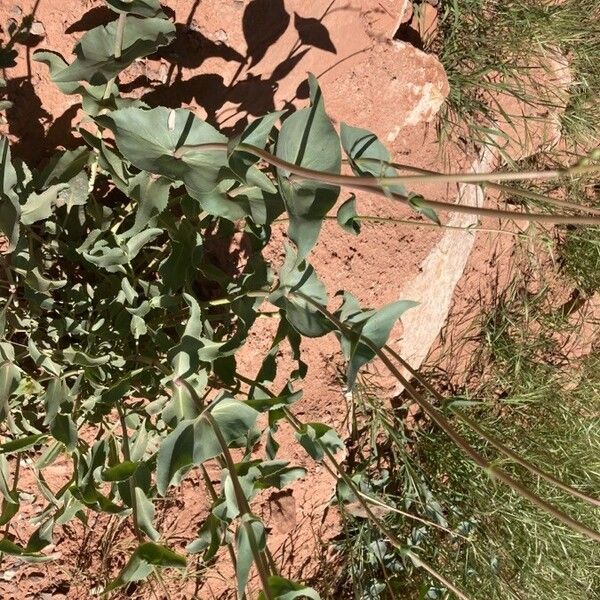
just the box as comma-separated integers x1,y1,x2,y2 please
235,515,267,598
52,17,175,85
96,107,229,213
156,396,259,494
336,194,361,235
269,246,331,337
295,423,344,461
102,461,139,482
340,123,406,196
135,487,160,541
259,576,321,600
275,75,341,261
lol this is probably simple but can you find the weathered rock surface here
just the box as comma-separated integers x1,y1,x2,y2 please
322,40,449,139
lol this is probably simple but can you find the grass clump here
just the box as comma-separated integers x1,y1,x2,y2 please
561,226,600,293
432,0,600,150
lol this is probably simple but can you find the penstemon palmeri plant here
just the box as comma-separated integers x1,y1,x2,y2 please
0,1,599,598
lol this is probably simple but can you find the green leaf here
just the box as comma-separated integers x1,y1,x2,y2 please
52,17,175,85
0,362,20,423
269,246,331,337
295,423,344,461
0,538,52,563
0,495,18,526
134,487,160,541
186,512,224,559
102,461,139,482
235,515,267,599
156,396,259,495
26,519,54,553
336,194,361,235
43,378,69,426
28,339,61,377
275,74,341,261
127,172,171,236
96,107,231,215
162,376,205,427
259,576,321,600
340,123,406,196
0,434,47,454
35,147,91,188
33,51,84,94
107,542,185,591
50,414,77,450
20,184,69,225
0,458,18,525
159,219,203,291
408,193,441,225
168,294,228,377
337,294,418,387
254,461,306,490
62,347,110,367
105,0,166,17
137,541,186,567
0,138,21,252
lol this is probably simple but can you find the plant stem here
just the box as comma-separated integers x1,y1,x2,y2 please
381,345,600,509
174,142,600,225
116,403,142,541
353,157,600,216
89,12,127,193
275,214,532,237
292,291,600,543
206,413,274,600
200,464,240,576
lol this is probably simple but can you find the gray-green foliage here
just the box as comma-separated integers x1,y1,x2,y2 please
0,2,416,596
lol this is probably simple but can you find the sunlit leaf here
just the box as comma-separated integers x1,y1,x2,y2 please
156,396,259,494
295,423,344,461
235,515,267,598
51,17,175,85
269,246,331,337
276,74,341,261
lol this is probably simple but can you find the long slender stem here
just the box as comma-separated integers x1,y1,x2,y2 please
382,345,600,509
354,157,600,216
176,142,600,186
116,403,142,541
206,413,274,600
275,214,531,237
292,291,600,542
174,142,600,225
